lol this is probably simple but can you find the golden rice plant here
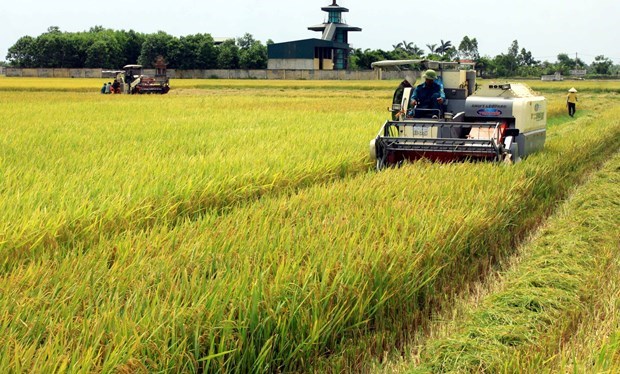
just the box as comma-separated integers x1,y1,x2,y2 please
0,83,390,269
0,80,618,372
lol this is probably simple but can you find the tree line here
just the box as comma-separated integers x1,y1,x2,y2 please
5,26,269,70
350,37,618,77
5,28,618,77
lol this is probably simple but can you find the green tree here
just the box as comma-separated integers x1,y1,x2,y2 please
138,31,177,68
441,47,457,61
458,36,479,61
239,42,267,69
32,31,65,67
392,40,424,58
475,56,495,78
556,53,576,75
216,39,239,69
517,48,538,66
514,47,541,76
176,34,202,70
236,33,267,69
349,48,390,70
85,38,121,68
591,55,613,75
492,40,520,76
236,33,256,50
436,40,453,57
117,30,145,66
196,34,218,69
6,36,35,67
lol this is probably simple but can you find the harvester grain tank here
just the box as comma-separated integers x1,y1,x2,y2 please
369,60,547,169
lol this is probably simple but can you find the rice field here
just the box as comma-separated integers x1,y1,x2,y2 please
0,76,619,372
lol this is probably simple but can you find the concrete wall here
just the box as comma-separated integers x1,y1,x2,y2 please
4,67,393,80
5,68,103,78
267,59,314,70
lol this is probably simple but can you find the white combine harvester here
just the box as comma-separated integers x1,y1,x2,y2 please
369,60,547,169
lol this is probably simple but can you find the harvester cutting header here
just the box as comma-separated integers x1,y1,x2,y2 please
369,60,547,169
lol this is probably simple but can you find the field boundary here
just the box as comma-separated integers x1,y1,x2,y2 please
2,67,409,80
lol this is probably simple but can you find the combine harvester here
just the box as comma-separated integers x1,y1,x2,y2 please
116,58,170,95
369,60,547,169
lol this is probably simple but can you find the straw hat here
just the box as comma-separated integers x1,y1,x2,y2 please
568,87,577,93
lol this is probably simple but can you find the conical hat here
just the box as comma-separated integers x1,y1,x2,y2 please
568,87,577,93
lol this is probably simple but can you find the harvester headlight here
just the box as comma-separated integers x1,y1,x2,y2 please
489,84,512,90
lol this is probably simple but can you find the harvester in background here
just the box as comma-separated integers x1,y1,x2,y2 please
369,60,547,170
115,57,170,94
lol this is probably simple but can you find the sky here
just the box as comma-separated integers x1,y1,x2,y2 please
1,0,619,65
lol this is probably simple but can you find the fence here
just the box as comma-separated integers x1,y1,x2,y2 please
4,68,406,80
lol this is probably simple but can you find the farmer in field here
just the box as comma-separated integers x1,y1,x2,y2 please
567,87,578,117
112,79,121,94
411,69,445,114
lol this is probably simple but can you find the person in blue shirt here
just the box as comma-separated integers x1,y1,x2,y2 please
411,69,445,111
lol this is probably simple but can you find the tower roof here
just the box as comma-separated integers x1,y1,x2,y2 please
308,24,362,32
321,1,349,13
309,1,361,34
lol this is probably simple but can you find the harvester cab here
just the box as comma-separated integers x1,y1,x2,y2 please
370,60,547,169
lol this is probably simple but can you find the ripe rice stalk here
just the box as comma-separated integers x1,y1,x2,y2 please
1,89,618,372
0,78,620,372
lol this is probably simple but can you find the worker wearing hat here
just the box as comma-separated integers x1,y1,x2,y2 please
567,87,578,117
411,69,445,113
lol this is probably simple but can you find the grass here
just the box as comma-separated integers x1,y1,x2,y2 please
0,79,619,372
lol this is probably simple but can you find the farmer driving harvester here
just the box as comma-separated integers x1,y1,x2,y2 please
411,69,445,117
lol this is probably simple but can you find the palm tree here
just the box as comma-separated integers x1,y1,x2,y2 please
426,43,438,54
393,40,424,58
392,41,404,50
409,45,424,58
436,40,453,56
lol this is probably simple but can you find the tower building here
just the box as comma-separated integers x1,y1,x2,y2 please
308,1,362,69
267,1,362,70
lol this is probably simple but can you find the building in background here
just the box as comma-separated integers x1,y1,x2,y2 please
268,1,361,70
213,37,235,46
